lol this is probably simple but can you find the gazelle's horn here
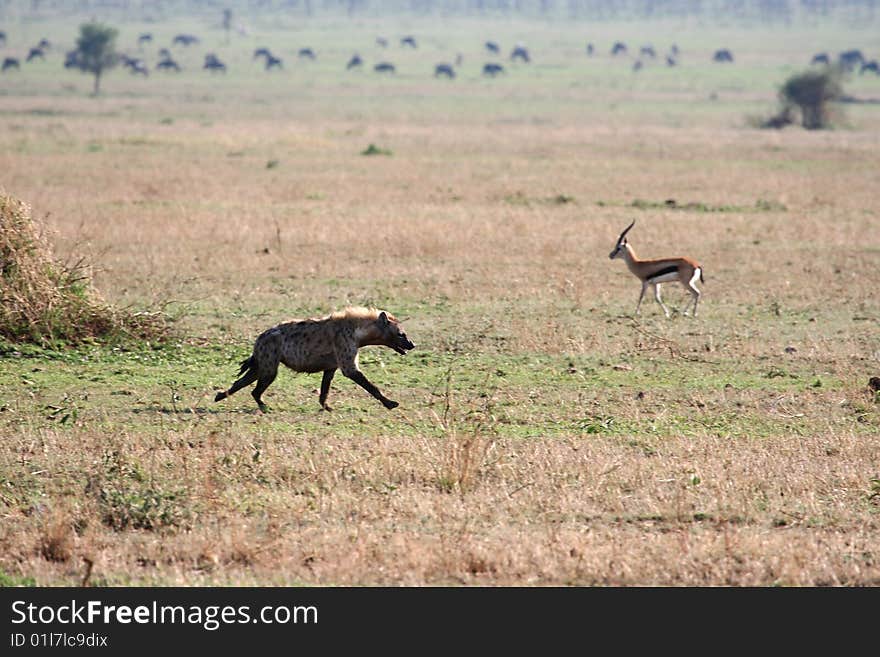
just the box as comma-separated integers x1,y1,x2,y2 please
617,220,636,244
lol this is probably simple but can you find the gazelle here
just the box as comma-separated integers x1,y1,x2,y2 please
609,220,704,317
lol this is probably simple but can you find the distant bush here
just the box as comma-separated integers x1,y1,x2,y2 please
762,68,843,130
361,143,392,156
0,193,170,346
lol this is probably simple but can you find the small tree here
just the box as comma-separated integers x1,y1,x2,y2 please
778,68,843,130
74,22,119,96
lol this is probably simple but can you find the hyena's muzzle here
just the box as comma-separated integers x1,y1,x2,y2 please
391,333,415,356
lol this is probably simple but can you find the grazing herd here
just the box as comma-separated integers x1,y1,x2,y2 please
812,48,879,75
601,40,681,69
1,28,878,83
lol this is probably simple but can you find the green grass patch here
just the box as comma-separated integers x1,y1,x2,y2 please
0,341,867,442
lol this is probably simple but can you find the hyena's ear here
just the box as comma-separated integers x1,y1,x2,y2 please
378,311,388,327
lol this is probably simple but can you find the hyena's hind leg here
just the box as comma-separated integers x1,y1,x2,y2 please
251,366,278,412
243,329,282,412
215,356,259,403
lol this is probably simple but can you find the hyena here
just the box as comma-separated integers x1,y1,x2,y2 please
214,307,414,412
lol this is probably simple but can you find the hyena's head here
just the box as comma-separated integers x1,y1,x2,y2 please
376,311,415,355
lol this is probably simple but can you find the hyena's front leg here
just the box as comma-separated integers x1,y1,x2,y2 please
341,365,398,409
319,369,336,411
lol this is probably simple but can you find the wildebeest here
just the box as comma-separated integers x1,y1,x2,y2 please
128,60,149,76
376,36,388,48
434,63,455,79
298,48,316,60
172,34,199,47
839,49,864,71
265,55,283,71
811,52,830,65
482,62,505,77
253,47,272,60
485,41,500,54
37,38,51,50
156,58,181,72
0,31,6,46
666,55,677,67
510,45,530,63
713,49,734,63
861,60,880,75
374,61,396,73
632,60,643,72
204,54,226,73
640,45,656,58
400,35,417,48
138,33,153,47
64,50,81,69
611,41,627,56
214,307,414,412
158,47,171,59
2,57,20,72
119,54,149,76
670,44,679,56
26,47,44,62
586,43,594,56
346,54,363,70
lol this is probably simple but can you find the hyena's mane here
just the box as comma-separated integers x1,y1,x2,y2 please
329,306,396,323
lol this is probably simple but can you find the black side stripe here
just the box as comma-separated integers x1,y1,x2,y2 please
647,265,679,282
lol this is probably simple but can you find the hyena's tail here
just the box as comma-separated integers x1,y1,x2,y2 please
700,269,705,284
237,355,255,376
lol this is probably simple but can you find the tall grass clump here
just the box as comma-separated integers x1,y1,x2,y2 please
0,193,169,346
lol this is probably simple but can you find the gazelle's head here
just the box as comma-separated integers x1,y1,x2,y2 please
609,220,636,260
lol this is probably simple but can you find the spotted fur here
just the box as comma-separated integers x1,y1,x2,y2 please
214,307,414,412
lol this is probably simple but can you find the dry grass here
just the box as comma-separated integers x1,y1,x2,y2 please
0,193,170,345
0,17,878,586
1,423,878,586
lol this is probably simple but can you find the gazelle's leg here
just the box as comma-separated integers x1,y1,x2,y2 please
681,283,693,316
635,281,648,315
654,283,671,318
683,269,702,317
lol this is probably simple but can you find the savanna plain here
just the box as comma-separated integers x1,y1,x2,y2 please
0,12,879,586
